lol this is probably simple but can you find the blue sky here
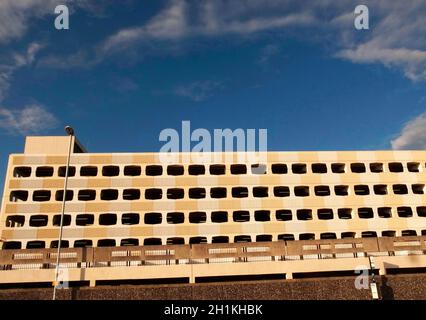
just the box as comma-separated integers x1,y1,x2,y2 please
1,0,426,196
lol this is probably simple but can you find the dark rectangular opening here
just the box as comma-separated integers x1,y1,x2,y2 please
76,214,94,226
167,165,184,176
101,189,119,201
278,234,295,241
274,186,290,197
10,190,28,202
190,237,207,244
351,163,366,173
338,208,352,219
393,184,408,195
341,232,355,238
80,166,98,177
189,211,206,223
122,213,140,225
331,163,345,173
33,190,51,202
209,164,225,175
233,210,250,222
167,188,184,199
167,237,185,245
102,166,120,177
276,209,292,221
294,186,309,197
401,230,417,236
146,165,163,176
36,166,54,177
232,187,248,198
211,211,228,223
312,163,327,173
292,163,307,174
358,207,374,219
271,164,288,174
13,166,31,178
412,184,425,194
254,210,270,222
74,240,93,248
361,231,377,238
6,215,25,227
370,163,383,173
124,165,141,176
188,165,205,175
320,233,336,240
189,188,206,199
212,236,229,243
99,213,117,225
374,184,387,195
334,185,349,196
2,241,22,250
144,212,162,224
397,206,413,217
299,233,315,240
55,190,74,201
210,187,227,198
251,164,267,174
417,206,426,217
78,189,96,201
167,212,185,224
51,240,69,248
315,186,330,196
297,209,312,220
26,241,45,249
29,215,48,227
378,207,392,218
253,186,268,197
123,189,141,200
230,164,247,175
317,209,333,220
407,162,420,172
354,185,370,195
389,162,403,173
144,238,162,246
145,188,163,200
234,235,251,243
53,214,71,226
58,166,76,177
256,234,272,242
382,231,396,237
97,239,116,247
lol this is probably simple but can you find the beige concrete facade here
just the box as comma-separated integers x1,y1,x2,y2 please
1,136,426,250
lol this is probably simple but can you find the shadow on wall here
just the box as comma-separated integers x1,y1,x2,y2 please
380,276,394,300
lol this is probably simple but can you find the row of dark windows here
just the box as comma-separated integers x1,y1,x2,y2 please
6,206,426,228
9,183,426,202
3,229,426,249
12,161,425,178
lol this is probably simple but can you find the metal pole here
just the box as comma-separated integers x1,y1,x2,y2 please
53,126,74,300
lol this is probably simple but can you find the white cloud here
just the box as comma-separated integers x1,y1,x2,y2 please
174,80,223,102
100,0,315,55
0,42,43,101
0,104,59,135
391,112,426,150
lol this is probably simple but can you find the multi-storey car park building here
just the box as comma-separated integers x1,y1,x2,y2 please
0,135,426,289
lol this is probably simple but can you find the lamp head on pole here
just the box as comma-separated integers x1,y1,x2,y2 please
65,126,75,136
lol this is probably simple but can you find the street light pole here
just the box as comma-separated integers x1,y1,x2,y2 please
53,126,74,300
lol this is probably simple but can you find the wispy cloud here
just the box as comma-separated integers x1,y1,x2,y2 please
391,112,426,150
174,80,223,102
0,104,59,135
0,42,43,101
